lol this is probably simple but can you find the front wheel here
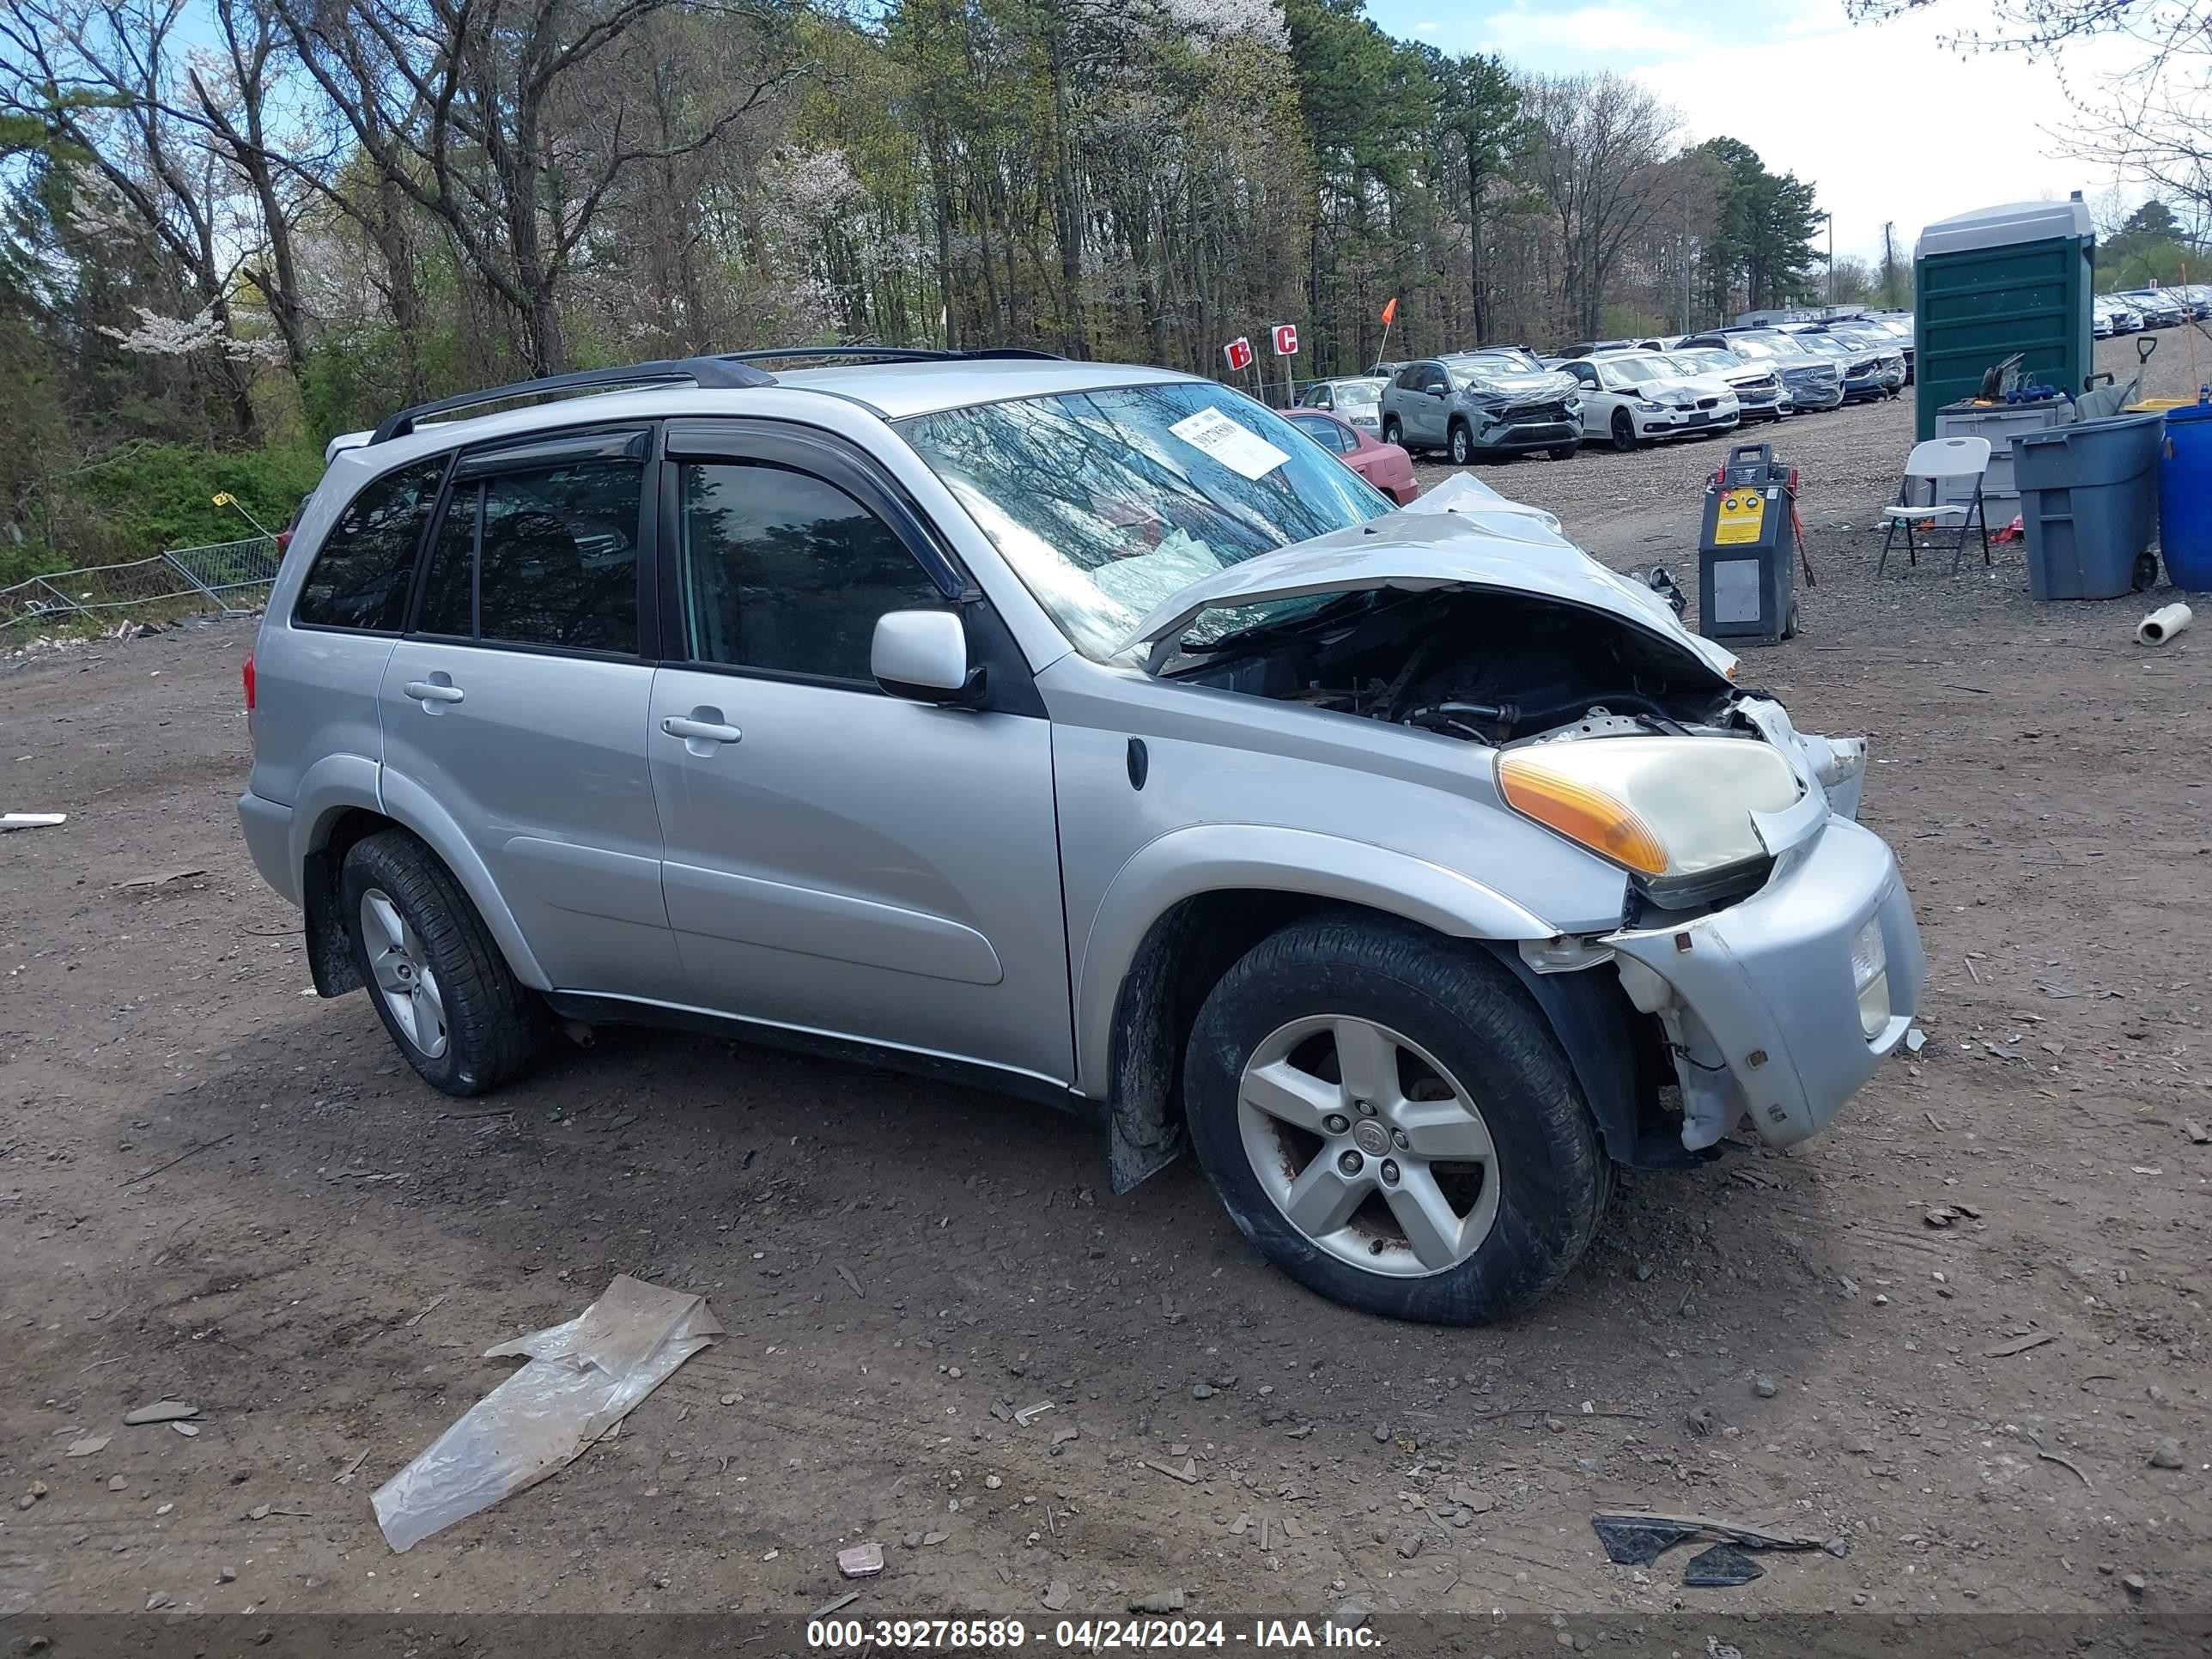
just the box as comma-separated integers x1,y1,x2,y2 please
1610,409,1641,453
1547,444,1579,462
1448,422,1474,465
1183,914,1609,1325
341,830,546,1096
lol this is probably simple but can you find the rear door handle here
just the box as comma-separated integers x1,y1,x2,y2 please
662,715,742,744
404,680,465,705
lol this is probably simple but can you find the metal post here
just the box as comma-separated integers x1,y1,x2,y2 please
1827,213,1836,308
31,576,82,621
162,550,232,614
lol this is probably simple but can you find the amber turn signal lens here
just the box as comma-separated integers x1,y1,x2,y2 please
1497,753,1669,876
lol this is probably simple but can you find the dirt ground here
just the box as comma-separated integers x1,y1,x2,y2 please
3,333,2208,1641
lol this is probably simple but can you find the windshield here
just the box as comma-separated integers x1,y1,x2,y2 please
1666,349,1733,374
1462,349,1545,374
896,381,1392,660
1599,358,1667,387
1334,380,1382,408
1728,335,1803,362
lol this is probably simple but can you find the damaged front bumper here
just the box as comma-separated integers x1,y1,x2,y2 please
1601,712,1924,1152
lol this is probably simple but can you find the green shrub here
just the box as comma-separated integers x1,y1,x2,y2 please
63,442,325,556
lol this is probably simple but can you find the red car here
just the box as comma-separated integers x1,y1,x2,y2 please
1283,408,1419,505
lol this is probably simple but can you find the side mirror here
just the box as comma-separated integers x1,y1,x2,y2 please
872,610,983,707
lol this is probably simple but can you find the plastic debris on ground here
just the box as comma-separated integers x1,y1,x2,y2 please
1590,1515,1700,1567
371,1274,721,1553
1592,1508,1847,1586
1682,1542,1765,1588
2,813,66,831
837,1542,884,1579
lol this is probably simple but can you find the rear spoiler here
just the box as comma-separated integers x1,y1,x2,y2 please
322,430,372,465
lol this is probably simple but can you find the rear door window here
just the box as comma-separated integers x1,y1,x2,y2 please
410,446,646,655
292,459,447,631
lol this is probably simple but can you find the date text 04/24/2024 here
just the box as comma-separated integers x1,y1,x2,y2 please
804,1618,1379,1650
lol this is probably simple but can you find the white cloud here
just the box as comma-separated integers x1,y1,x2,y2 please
1415,19,1437,33
1632,9,2141,260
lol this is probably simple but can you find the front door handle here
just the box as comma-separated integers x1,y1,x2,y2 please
662,715,742,745
403,679,465,705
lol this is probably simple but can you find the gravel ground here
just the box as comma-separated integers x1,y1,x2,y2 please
2,332,2208,1649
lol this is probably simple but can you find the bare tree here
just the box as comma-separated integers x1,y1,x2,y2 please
273,0,802,376
0,0,271,434
1517,72,1682,338
1851,0,2212,234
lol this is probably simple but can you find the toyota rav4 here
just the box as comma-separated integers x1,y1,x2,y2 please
238,348,1924,1326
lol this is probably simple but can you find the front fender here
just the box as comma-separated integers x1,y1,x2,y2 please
1072,823,1554,1096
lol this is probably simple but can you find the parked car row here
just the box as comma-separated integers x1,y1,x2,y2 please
2096,287,2209,336
1291,310,1925,471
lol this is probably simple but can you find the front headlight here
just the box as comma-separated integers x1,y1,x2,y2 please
1565,395,1583,413
1496,736,1801,883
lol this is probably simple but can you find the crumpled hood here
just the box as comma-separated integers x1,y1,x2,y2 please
1120,479,1741,681
1459,368,1577,401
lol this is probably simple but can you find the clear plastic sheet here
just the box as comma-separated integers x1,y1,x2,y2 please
371,1275,722,1553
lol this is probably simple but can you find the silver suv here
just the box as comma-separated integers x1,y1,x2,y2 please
238,349,1924,1326
1380,355,1584,465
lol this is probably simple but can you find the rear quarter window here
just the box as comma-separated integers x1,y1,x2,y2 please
292,458,448,631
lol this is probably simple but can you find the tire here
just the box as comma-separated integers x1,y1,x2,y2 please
1546,445,1579,462
1183,912,1609,1325
340,829,545,1096
1382,416,1403,447
1609,409,1640,453
1448,421,1474,465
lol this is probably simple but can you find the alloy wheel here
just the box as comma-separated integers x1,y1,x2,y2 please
360,887,449,1059
1236,1014,1500,1278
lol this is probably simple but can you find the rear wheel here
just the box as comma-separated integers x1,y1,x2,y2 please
1448,421,1474,465
1183,913,1609,1325
1382,416,1403,447
341,830,545,1096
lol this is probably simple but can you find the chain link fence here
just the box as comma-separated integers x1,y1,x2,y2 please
0,535,281,638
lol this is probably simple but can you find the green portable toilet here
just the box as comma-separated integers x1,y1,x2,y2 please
1914,197,2095,441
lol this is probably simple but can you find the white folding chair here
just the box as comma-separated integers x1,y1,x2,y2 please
1879,435,1993,575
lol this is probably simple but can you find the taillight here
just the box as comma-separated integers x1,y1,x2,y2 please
276,530,292,556
242,652,256,712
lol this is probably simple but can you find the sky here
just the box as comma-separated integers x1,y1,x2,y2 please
1362,0,2146,263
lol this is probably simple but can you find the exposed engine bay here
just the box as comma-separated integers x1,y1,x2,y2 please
1174,587,1745,745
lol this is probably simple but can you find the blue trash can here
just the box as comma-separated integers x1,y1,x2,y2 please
2160,396,2212,591
2011,410,2166,599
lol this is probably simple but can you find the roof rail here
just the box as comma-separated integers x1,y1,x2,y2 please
712,345,1065,367
368,356,777,445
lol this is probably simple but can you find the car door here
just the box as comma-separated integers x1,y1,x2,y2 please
644,421,1072,1085
377,427,685,1001
1562,361,1604,437
1399,362,1439,447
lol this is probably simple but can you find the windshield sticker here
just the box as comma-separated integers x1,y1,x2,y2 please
1168,407,1291,481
